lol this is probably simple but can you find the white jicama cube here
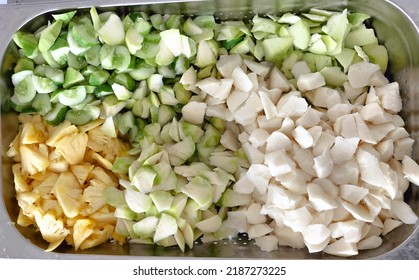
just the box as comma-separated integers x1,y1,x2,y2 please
274,225,305,249
357,235,383,250
244,59,272,78
292,125,314,149
227,90,250,112
248,223,273,239
232,66,253,92
277,95,308,118
323,238,358,257
375,82,402,113
330,136,360,164
196,77,220,97
223,210,248,233
296,72,326,91
307,183,337,211
312,87,341,108
339,184,369,205
254,235,278,252
390,200,418,224
291,61,311,79
402,155,419,186
382,218,403,235
246,203,267,224
269,67,291,92
265,149,295,177
347,61,380,88
267,183,303,210
295,107,323,128
216,54,243,78
259,90,278,119
246,164,271,194
181,101,207,125
266,131,292,152
283,206,313,232
248,128,270,148
313,148,334,178
242,142,264,164
302,224,331,245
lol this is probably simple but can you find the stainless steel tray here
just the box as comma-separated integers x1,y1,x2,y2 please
1,0,418,259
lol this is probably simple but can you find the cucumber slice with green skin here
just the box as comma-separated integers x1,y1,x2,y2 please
71,23,99,48
52,10,77,26
14,75,36,104
89,70,110,86
102,94,127,117
113,45,132,72
100,44,115,70
45,66,64,85
9,94,36,113
136,42,160,59
13,32,39,59
49,37,69,66
117,111,135,134
113,73,136,91
63,67,85,88
133,17,152,35
98,13,126,46
32,75,58,93
84,45,102,66
58,86,87,106
39,20,63,52
67,51,88,70
45,103,70,125
65,105,99,125
112,83,133,101
32,93,52,115
14,58,35,73
11,70,33,86
129,65,156,81
92,83,113,97
125,27,144,55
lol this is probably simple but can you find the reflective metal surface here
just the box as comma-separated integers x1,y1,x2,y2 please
0,0,418,259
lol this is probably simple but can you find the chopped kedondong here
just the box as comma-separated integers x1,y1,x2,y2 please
7,7,419,256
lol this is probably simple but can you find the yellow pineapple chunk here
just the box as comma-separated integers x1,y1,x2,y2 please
78,118,104,133
20,145,49,175
88,166,117,186
45,120,78,147
32,172,59,198
13,164,31,192
52,172,83,218
55,132,88,165
73,219,95,250
20,122,46,144
70,164,95,186
40,199,64,218
33,209,69,243
7,131,21,159
87,127,111,152
81,179,107,216
89,205,117,224
17,209,35,227
80,224,114,250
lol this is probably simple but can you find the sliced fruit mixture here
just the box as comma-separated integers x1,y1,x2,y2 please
6,7,419,256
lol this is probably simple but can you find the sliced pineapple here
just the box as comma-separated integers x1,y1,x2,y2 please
45,120,78,147
71,164,95,186
40,199,64,218
20,122,46,144
52,172,83,218
7,131,21,159
33,209,69,243
13,164,31,192
79,224,114,250
55,132,88,165
88,166,117,186
17,208,35,227
81,179,108,216
87,150,113,170
87,126,112,152
73,219,95,250
20,145,49,175
78,118,104,133
32,172,59,198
